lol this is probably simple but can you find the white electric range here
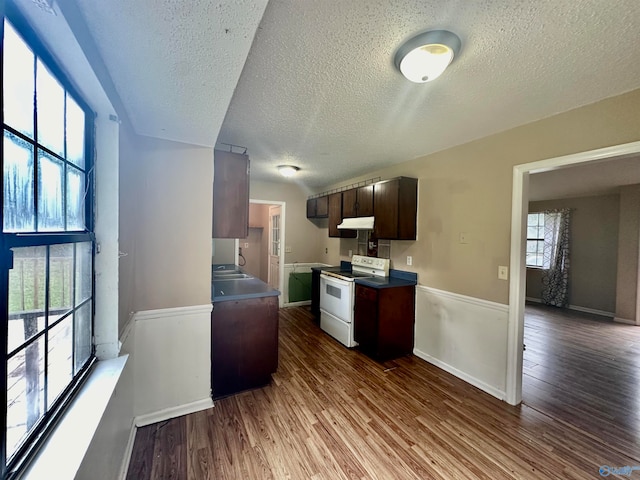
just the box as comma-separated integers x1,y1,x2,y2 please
319,255,390,347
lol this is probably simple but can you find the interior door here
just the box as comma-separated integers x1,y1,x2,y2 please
268,206,281,290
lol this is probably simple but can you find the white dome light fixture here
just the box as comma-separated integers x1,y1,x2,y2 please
394,30,461,83
278,165,300,177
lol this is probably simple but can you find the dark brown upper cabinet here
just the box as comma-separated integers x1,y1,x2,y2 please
328,192,357,238
306,195,329,218
212,150,249,239
342,185,374,218
373,177,417,240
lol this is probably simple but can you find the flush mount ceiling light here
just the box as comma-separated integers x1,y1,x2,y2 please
394,30,461,83
278,165,300,177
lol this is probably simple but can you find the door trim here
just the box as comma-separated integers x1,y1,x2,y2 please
507,140,640,405
250,199,286,307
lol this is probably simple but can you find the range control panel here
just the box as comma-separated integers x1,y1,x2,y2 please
351,255,390,277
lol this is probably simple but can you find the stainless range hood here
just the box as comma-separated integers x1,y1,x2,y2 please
337,216,375,230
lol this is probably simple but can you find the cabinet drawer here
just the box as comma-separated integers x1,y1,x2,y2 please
356,285,378,302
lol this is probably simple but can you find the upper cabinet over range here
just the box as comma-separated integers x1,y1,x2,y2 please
308,176,418,240
213,149,250,239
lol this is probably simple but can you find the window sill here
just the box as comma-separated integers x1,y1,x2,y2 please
21,355,128,479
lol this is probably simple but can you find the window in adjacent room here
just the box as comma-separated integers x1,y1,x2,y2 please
2,12,95,478
526,212,545,267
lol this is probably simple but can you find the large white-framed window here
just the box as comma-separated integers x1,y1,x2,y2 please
2,9,96,478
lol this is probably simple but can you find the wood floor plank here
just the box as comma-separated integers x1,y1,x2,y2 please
128,304,640,479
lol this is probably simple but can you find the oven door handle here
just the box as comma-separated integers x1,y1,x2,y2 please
320,273,352,287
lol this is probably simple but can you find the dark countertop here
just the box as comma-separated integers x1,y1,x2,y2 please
212,265,280,303
355,276,416,289
312,262,417,289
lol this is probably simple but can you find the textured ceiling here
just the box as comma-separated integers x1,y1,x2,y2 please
529,155,640,202
73,1,640,190
74,0,268,147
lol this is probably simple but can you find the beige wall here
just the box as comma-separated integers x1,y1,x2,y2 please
615,185,640,323
315,88,640,304
250,180,323,264
119,134,213,318
526,194,620,313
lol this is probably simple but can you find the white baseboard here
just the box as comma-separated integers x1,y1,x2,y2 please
134,303,213,322
135,397,214,427
614,317,637,325
118,421,137,480
413,348,506,401
526,297,614,318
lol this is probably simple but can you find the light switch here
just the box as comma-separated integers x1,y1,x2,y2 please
498,265,509,280
285,246,292,253
459,232,469,244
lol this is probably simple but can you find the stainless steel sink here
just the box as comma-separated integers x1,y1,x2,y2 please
213,273,252,280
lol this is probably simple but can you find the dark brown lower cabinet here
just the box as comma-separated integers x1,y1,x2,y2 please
354,284,415,361
211,296,279,398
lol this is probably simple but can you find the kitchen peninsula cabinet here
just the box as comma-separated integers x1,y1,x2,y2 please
213,150,249,238
342,185,374,218
328,192,357,238
373,177,417,240
211,295,278,398
306,195,329,218
354,283,415,361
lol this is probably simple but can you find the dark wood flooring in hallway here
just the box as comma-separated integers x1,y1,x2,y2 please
126,305,640,479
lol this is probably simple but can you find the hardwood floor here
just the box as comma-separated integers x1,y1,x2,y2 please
127,305,640,479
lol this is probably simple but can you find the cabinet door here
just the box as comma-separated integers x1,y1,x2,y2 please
328,193,356,238
373,177,417,240
356,185,374,216
373,179,399,239
354,285,379,353
316,195,329,217
213,150,249,238
342,189,357,218
306,198,317,218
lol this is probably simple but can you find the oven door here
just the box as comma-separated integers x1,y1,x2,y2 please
319,274,354,322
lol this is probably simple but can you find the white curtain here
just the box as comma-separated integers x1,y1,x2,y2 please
541,209,571,307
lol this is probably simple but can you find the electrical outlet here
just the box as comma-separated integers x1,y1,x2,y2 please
244,243,249,248
348,249,353,257
498,265,509,280
407,256,413,266
459,232,469,244
325,248,328,254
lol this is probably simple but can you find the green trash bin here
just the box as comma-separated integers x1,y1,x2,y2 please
288,272,312,302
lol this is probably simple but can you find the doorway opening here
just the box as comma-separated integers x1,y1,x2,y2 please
507,140,640,406
241,200,286,307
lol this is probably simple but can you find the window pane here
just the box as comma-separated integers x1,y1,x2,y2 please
3,21,35,138
526,240,538,253
8,246,47,353
75,242,92,305
74,302,92,374
36,59,64,156
3,130,35,232
49,244,74,316
527,213,537,227
37,151,64,231
66,95,85,168
7,336,45,460
66,166,85,230
47,316,73,404
527,226,538,239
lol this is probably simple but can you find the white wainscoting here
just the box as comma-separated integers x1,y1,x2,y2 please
133,304,214,423
283,263,329,306
414,286,509,400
